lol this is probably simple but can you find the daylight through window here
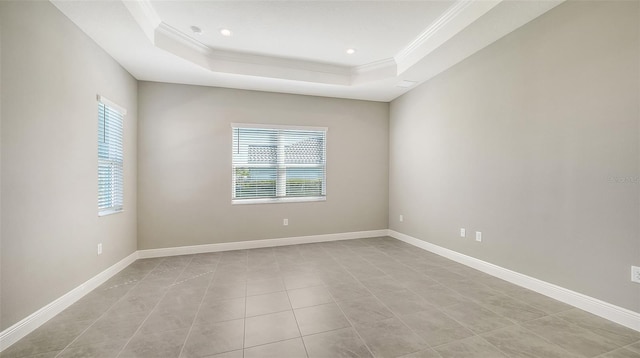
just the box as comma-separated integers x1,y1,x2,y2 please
98,97,125,215
232,124,327,203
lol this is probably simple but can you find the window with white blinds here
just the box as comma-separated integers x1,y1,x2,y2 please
232,124,327,204
98,97,125,216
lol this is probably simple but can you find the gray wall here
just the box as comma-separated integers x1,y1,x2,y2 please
0,1,138,329
389,0,640,313
137,82,389,249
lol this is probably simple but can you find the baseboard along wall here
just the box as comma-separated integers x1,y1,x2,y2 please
1,228,638,352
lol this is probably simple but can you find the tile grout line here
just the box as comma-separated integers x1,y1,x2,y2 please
23,237,635,358
176,255,221,358
317,244,379,358
357,240,594,358
53,258,165,358
283,279,310,357
114,255,196,358
356,242,552,357
332,242,440,357
345,240,534,357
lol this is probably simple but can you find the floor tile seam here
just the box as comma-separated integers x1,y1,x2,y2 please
349,244,550,357
457,293,551,326
419,282,539,329
396,279,532,345
177,256,222,358
462,283,557,317
330,250,433,357
283,282,310,357
591,348,637,358
242,259,249,357
375,242,568,324
622,340,640,349
113,255,196,358
484,320,596,358
416,308,571,358
496,288,574,316
549,310,640,348
51,257,170,358
324,289,377,358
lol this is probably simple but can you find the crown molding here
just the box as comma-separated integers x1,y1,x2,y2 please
351,58,398,85
122,0,502,87
395,0,503,74
156,22,210,53
395,0,474,62
117,0,555,92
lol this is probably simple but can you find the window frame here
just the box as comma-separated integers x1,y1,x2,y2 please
97,95,126,216
231,123,328,205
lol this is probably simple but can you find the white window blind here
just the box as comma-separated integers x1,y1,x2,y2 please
232,124,327,203
98,97,125,215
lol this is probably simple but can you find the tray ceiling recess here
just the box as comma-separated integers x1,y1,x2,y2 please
52,0,563,101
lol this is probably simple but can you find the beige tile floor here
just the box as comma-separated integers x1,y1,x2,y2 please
2,237,639,358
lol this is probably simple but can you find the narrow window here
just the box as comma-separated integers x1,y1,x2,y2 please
232,124,327,204
97,96,125,216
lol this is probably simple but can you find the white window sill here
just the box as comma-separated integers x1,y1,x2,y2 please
232,196,326,205
98,209,123,217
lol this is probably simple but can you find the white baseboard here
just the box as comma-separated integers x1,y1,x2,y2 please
5,228,636,354
388,230,640,332
0,252,139,352
1,229,387,352
138,229,389,259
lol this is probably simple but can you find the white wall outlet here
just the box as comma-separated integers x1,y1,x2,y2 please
97,243,103,255
475,231,482,242
399,215,404,222
460,228,466,238
632,266,640,283
283,218,288,226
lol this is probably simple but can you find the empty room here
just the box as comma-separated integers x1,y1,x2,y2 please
1,0,639,357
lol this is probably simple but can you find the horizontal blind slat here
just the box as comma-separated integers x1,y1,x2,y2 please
232,126,326,200
98,101,124,213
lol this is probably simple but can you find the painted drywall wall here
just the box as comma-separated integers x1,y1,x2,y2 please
138,82,389,249
0,1,138,329
389,0,640,313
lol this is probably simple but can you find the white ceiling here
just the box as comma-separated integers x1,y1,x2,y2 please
51,0,564,102
150,1,454,67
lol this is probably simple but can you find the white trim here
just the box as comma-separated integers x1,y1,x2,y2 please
232,196,326,205
156,22,211,54
351,58,397,75
0,252,138,352
388,230,640,332
138,230,388,259
98,208,124,217
395,0,475,63
7,227,637,354
231,123,328,132
96,95,127,115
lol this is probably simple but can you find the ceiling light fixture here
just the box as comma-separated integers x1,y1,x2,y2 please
220,28,232,37
346,48,356,55
190,26,202,35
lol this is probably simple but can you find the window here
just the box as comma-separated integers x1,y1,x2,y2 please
232,124,327,204
97,96,125,216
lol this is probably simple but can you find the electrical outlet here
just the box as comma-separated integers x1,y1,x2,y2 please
97,243,103,255
399,215,404,222
475,231,482,242
283,218,288,226
632,266,640,283
460,228,466,238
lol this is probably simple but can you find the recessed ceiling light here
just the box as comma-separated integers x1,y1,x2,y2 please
346,48,356,55
220,28,232,37
190,26,202,35
396,80,418,89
